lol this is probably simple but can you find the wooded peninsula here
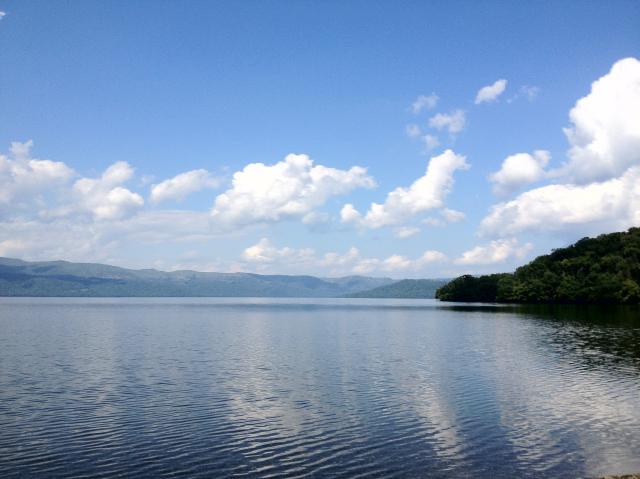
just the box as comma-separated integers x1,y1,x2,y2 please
436,228,640,304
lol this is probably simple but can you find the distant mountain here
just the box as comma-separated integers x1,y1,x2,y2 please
346,279,449,298
436,227,640,304
0,257,396,297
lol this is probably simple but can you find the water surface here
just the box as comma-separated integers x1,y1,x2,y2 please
1,298,639,478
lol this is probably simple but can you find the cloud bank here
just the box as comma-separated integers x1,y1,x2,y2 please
481,57,640,238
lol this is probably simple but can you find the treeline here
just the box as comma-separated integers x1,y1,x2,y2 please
436,228,640,304
346,279,448,298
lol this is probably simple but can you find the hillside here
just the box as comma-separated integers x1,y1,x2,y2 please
436,228,640,304
346,279,448,298
0,257,394,297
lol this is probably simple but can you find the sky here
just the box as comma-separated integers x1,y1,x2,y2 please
0,1,639,278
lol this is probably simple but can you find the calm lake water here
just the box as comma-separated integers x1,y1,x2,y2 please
0,298,639,478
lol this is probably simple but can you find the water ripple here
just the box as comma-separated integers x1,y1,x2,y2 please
0,298,639,478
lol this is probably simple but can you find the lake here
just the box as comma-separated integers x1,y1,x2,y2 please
0,298,639,478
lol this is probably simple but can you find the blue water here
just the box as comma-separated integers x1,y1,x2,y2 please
1,298,639,478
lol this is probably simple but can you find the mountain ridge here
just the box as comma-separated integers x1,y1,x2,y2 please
0,257,398,297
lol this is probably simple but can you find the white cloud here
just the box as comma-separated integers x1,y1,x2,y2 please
411,93,439,114
322,247,361,268
0,140,75,214
382,254,412,271
440,208,465,223
480,58,640,238
489,150,551,196
352,248,447,274
0,209,220,266
347,149,469,229
242,238,315,265
0,219,118,262
211,154,375,229
422,134,440,151
241,239,447,276
340,203,362,224
421,250,448,263
394,226,420,238
406,124,422,138
150,169,220,204
0,141,223,265
72,161,144,220
455,238,533,265
376,249,447,272
0,11,5,20
428,110,466,135
475,79,508,104
480,166,640,237
560,57,640,184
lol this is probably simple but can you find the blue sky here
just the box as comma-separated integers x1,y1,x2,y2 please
1,1,639,277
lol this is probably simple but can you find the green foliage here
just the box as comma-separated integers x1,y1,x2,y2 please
436,227,640,304
346,279,448,298
435,274,509,302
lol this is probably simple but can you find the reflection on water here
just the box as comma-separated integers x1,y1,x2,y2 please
0,298,638,478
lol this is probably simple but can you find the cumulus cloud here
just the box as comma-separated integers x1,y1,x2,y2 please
480,57,640,238
150,169,220,203
241,239,447,276
0,140,75,215
0,219,118,262
560,57,640,184
0,11,5,20
353,249,447,274
242,238,315,265
72,162,144,220
428,110,466,135
455,238,533,265
211,154,375,229
344,150,469,229
421,250,448,263
383,255,414,271
411,93,439,114
475,79,508,104
394,226,420,238
489,150,551,196
322,247,361,269
0,209,220,266
340,203,362,224
480,166,640,237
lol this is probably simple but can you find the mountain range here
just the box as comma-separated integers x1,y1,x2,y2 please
0,257,446,298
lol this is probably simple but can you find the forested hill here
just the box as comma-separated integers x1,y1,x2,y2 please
436,228,640,304
0,257,395,297
346,279,448,298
